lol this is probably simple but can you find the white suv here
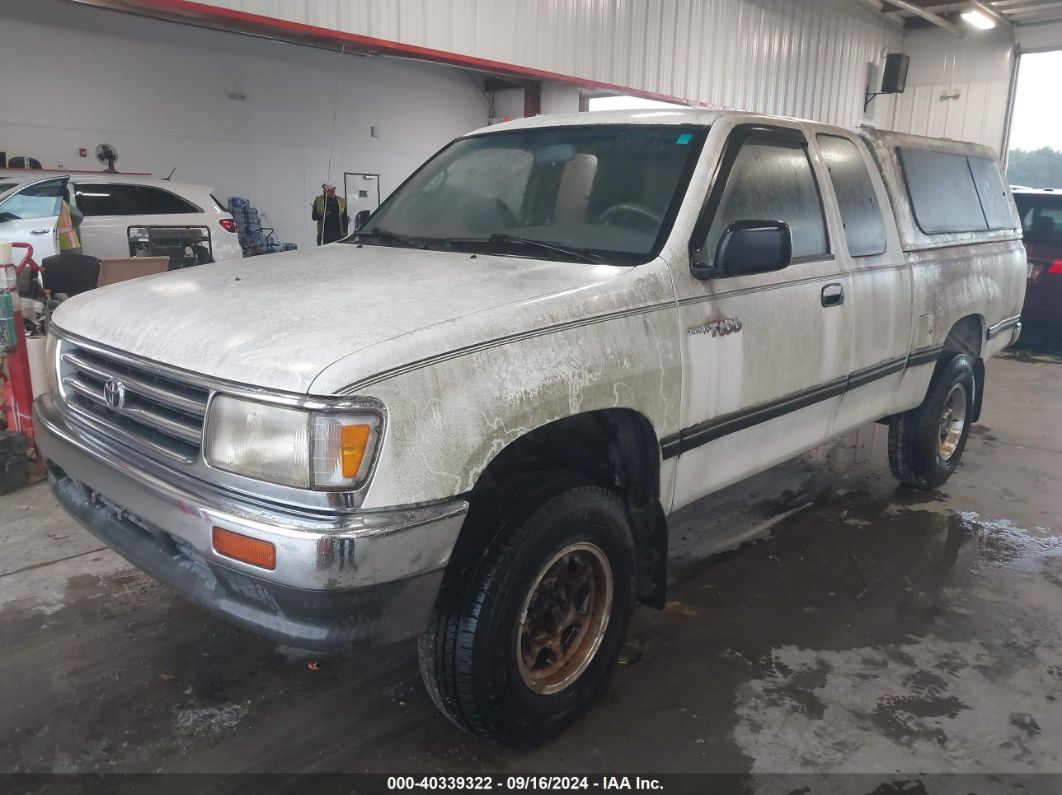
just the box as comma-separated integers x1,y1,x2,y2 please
0,172,240,265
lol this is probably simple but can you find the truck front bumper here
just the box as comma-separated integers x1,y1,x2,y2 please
34,394,468,651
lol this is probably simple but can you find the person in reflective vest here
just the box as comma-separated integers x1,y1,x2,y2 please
311,184,349,245
57,200,82,254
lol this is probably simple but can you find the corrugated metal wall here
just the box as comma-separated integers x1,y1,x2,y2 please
891,81,1010,152
186,0,902,125
887,26,1015,153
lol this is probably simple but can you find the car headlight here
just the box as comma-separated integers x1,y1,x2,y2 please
204,395,382,490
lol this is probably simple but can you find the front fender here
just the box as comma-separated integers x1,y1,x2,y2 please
348,302,682,509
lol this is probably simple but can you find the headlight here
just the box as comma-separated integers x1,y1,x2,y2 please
204,395,382,490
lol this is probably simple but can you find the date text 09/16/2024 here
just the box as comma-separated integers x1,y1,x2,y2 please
386,776,664,791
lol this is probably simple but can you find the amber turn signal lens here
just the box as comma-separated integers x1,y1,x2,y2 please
340,424,372,479
212,527,276,570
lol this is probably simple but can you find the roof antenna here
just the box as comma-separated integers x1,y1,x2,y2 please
325,44,345,188
164,166,177,181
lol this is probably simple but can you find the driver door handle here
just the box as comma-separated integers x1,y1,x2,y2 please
30,228,51,235
821,283,844,307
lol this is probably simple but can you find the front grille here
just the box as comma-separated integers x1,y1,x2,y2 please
59,344,209,461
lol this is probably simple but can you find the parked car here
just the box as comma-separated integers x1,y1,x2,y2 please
0,171,240,265
35,110,1025,747
1013,187,1062,326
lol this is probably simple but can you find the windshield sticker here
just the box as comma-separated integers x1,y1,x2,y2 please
676,133,693,145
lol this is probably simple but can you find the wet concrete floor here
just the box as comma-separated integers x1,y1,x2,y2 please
2,331,1061,776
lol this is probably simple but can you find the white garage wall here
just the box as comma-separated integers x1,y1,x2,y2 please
106,0,902,127
0,0,488,251
541,84,582,116
890,25,1015,153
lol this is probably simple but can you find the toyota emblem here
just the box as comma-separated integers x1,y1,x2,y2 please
103,378,127,410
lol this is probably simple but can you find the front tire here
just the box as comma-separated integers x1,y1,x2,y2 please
888,353,976,489
418,477,634,747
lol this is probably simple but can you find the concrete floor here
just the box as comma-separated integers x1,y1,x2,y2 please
2,331,1061,776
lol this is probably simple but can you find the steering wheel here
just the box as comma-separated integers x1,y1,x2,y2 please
598,203,664,232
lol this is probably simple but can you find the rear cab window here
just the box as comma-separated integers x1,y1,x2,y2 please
73,183,202,216
816,135,886,257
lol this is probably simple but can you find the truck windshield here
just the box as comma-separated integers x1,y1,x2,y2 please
349,124,707,264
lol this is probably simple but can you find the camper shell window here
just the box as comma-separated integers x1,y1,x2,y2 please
898,147,1015,234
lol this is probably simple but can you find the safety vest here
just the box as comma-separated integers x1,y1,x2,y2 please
314,195,348,240
57,201,80,251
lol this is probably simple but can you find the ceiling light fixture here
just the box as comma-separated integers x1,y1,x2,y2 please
961,2,996,30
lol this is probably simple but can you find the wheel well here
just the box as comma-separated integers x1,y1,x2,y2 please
940,315,986,421
448,410,668,609
942,315,985,359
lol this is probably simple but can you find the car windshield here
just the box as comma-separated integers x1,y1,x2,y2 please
348,124,707,264
1014,193,1062,247
0,182,17,195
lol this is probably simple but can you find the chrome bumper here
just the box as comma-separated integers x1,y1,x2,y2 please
34,394,468,650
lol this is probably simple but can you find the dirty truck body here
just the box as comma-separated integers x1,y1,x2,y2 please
35,110,1025,745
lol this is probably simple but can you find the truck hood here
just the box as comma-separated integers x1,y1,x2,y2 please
53,243,628,393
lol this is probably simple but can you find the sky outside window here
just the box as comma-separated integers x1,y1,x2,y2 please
1007,50,1062,188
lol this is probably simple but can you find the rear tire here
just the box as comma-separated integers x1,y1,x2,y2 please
418,476,634,747
888,354,976,489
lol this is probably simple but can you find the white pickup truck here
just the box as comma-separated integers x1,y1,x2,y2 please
35,109,1025,746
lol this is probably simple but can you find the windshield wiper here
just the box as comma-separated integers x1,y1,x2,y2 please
352,226,425,249
445,233,603,264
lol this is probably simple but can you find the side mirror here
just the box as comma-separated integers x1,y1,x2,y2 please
694,220,792,279
353,209,372,231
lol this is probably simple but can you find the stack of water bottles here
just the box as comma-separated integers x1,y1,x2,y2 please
227,198,297,256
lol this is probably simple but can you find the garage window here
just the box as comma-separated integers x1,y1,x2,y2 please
816,135,886,257
700,136,828,266
74,184,201,217
898,148,1014,234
